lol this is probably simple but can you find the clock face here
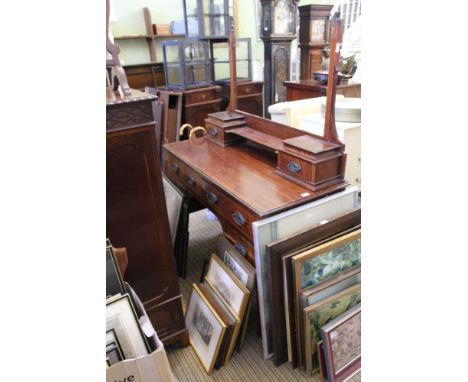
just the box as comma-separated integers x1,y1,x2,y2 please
311,19,326,43
274,0,292,35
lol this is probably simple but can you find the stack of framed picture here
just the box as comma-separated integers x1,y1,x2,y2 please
106,241,177,381
185,252,255,374
106,242,151,367
262,207,362,379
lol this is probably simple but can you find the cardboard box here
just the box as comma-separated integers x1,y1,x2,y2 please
106,335,177,382
153,24,171,35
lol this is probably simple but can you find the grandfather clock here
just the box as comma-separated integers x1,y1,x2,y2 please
260,0,299,117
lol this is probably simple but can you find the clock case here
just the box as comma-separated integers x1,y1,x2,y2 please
260,0,299,117
299,4,333,80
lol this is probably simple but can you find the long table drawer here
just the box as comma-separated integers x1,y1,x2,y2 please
202,182,255,242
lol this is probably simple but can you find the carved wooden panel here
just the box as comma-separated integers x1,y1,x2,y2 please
106,102,153,130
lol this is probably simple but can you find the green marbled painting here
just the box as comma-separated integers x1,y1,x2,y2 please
308,287,361,371
300,238,361,289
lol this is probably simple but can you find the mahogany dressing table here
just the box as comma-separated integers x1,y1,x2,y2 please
162,17,349,266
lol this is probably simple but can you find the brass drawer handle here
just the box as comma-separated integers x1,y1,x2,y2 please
287,161,302,174
206,191,219,205
172,162,180,174
209,128,218,137
232,211,246,226
186,175,196,186
234,243,247,257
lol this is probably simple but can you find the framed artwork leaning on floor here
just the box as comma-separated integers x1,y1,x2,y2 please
321,303,361,382
185,284,227,374
106,294,150,360
205,254,250,320
303,283,361,374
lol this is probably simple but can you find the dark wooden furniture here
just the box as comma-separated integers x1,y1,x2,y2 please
260,0,299,117
162,110,348,265
158,85,222,129
217,81,264,117
284,79,361,101
266,209,361,367
124,63,165,91
299,4,333,80
163,18,347,265
106,88,188,348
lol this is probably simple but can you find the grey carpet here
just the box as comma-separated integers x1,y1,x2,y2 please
166,209,361,382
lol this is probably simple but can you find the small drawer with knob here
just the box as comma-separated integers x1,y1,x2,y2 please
183,166,205,199
203,181,255,241
184,88,217,105
164,153,186,189
238,82,263,96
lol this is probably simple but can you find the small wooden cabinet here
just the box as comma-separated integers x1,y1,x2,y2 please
218,81,264,117
298,4,333,80
159,85,222,128
106,88,188,348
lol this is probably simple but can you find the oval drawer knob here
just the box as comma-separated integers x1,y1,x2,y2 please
232,211,246,226
206,191,219,205
172,162,180,174
186,175,196,186
234,243,247,257
209,128,218,137
287,161,302,174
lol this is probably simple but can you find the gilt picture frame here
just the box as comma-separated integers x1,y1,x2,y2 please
293,229,361,369
185,283,227,374
252,186,359,358
321,303,361,382
222,248,256,351
298,264,361,369
284,227,361,368
205,254,250,320
303,283,361,374
266,209,361,367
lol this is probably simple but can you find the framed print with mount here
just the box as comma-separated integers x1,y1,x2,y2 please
199,280,241,365
222,248,256,351
185,283,227,373
205,254,250,320
282,226,360,368
252,186,359,359
303,283,361,374
265,208,361,366
293,229,361,368
106,294,150,360
321,303,361,382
